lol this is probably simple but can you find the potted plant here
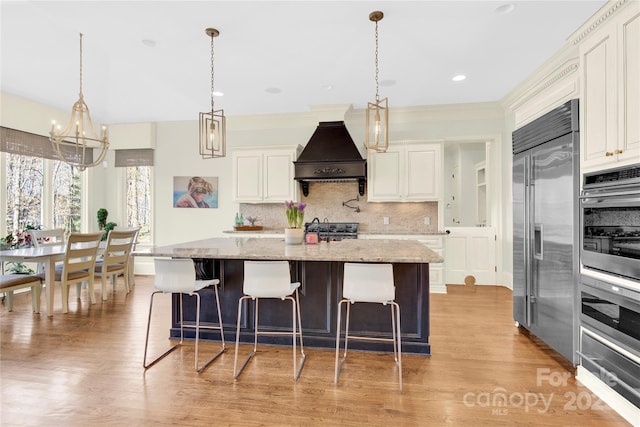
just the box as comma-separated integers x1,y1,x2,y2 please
97,208,117,241
284,201,306,245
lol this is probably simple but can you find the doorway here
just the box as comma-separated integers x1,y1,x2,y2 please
443,140,497,285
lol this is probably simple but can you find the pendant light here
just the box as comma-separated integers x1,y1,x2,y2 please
364,11,389,153
199,27,226,159
49,33,109,171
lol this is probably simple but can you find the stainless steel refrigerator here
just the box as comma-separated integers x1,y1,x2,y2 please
512,99,580,364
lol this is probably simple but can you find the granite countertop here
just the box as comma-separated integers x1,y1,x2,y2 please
222,229,446,236
134,237,443,264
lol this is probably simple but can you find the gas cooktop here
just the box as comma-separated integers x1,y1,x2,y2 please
304,221,359,241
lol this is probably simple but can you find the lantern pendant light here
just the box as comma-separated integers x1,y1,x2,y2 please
365,11,389,153
50,33,109,171
199,27,226,158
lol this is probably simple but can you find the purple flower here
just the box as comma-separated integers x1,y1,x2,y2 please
297,203,306,212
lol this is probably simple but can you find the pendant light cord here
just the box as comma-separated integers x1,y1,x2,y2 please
374,20,379,103
210,33,215,114
79,33,84,99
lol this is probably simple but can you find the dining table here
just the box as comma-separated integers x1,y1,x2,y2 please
0,243,105,316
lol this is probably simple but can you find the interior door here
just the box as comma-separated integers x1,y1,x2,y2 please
444,227,496,285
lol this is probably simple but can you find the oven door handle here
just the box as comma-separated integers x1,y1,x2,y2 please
577,351,640,401
580,195,640,208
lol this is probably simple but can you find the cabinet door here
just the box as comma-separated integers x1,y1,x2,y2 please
233,152,263,202
405,144,442,201
263,151,298,202
367,148,402,201
620,10,640,163
581,30,618,170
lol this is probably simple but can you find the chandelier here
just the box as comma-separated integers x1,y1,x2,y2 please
50,33,109,171
364,11,389,153
199,27,226,158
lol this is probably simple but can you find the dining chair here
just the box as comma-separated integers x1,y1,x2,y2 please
0,274,44,313
94,228,139,301
144,258,225,372
56,232,103,313
29,228,65,248
113,226,140,287
29,228,66,275
335,263,402,392
234,260,306,381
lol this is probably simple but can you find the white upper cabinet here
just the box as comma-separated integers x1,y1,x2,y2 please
580,2,640,172
367,141,443,202
232,145,302,203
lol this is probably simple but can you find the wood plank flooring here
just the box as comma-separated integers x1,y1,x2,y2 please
0,277,631,426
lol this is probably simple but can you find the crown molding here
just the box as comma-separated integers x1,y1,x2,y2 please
571,0,630,45
508,58,579,112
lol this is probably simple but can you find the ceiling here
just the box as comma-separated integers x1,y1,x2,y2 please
1,1,606,125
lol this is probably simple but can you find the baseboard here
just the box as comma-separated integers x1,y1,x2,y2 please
429,283,447,294
576,365,640,427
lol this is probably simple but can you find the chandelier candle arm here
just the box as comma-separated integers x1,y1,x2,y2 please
199,27,226,159
49,32,109,171
365,11,389,153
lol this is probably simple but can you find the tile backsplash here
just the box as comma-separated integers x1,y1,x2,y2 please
240,182,439,233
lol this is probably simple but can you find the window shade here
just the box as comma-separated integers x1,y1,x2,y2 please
115,149,154,167
0,126,93,164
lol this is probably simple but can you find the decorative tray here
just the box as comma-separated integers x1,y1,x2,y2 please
233,226,264,231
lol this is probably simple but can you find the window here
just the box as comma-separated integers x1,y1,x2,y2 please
5,153,43,232
1,127,84,236
125,166,152,242
52,161,82,232
116,149,153,243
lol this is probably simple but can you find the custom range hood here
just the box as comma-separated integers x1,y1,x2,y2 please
294,121,366,197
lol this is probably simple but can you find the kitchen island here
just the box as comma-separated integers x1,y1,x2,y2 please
134,237,443,354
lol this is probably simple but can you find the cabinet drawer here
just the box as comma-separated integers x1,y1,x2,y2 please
579,329,640,408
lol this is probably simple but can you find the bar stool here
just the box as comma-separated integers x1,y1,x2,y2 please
335,263,402,392
144,258,225,373
234,261,306,381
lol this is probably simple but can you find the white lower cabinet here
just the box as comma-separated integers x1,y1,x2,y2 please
359,234,446,294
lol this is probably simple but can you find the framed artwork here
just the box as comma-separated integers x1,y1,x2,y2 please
173,176,218,208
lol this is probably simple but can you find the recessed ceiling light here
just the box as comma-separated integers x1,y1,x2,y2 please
141,39,156,48
213,91,224,97
495,3,515,15
265,87,281,94
452,75,467,82
322,84,333,91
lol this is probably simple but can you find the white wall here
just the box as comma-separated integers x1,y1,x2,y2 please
1,93,512,284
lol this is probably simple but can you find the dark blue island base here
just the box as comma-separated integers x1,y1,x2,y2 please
171,259,431,355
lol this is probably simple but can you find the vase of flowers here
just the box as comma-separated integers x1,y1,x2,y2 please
284,201,306,245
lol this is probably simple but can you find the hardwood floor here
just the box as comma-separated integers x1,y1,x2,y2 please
0,277,631,426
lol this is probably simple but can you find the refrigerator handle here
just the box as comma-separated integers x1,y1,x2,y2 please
533,223,543,260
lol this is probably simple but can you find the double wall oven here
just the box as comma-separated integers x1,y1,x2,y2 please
578,164,640,409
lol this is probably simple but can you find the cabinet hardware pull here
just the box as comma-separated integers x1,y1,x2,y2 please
614,149,623,154
605,151,614,157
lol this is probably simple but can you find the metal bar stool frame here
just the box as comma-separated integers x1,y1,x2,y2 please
233,261,306,381
334,263,403,392
143,258,225,373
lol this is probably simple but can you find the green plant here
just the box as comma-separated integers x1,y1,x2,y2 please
6,262,35,275
97,209,117,240
97,208,109,230
284,201,306,229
